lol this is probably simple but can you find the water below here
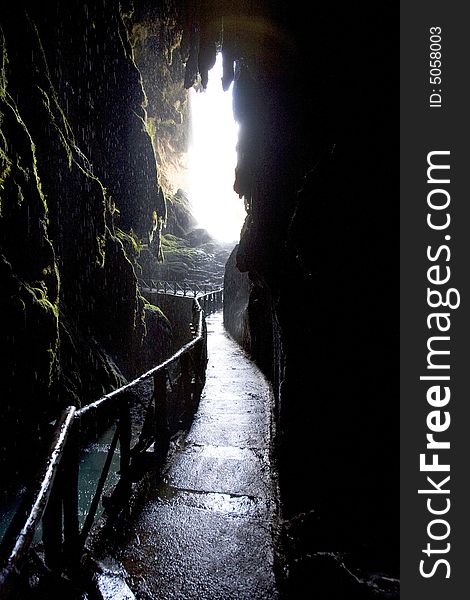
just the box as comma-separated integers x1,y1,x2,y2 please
0,493,22,543
0,423,122,548
77,424,121,528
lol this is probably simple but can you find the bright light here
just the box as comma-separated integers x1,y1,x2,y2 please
187,54,245,243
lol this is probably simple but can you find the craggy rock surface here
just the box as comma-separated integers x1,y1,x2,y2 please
223,244,251,351
0,3,170,481
140,230,233,289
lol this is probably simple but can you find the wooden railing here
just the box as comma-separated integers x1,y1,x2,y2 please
0,291,223,597
139,279,223,299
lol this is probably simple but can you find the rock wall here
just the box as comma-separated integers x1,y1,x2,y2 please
172,0,398,593
0,2,171,480
124,7,232,290
124,2,190,198
223,245,251,350
142,292,194,351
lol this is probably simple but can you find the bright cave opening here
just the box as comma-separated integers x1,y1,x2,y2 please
187,53,245,243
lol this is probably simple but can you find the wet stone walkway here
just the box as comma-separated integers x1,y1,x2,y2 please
111,311,280,599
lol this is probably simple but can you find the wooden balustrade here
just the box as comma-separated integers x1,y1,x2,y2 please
0,290,223,597
138,280,223,300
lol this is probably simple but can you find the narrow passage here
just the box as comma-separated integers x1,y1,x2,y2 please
114,311,280,599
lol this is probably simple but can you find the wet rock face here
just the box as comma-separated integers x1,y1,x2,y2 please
0,2,171,479
44,1,166,244
223,245,251,351
0,19,61,474
124,6,190,197
165,189,197,239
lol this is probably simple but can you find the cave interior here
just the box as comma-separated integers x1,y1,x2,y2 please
0,0,397,597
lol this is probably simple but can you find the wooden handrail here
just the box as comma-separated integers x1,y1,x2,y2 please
75,297,207,418
0,290,223,597
0,406,76,593
138,280,223,298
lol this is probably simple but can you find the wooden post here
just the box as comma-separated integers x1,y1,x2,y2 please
80,424,120,543
62,420,80,571
42,473,63,573
163,281,167,294
193,337,207,406
180,353,193,424
154,369,169,469
119,396,131,478
117,395,132,506
100,394,133,515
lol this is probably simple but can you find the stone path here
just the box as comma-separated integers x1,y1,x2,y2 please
113,311,280,600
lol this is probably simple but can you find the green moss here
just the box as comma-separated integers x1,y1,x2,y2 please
139,296,170,342
165,29,182,66
0,92,62,314
16,182,24,206
127,22,149,49
161,233,197,257
37,71,108,271
95,233,106,268
31,21,75,143
0,141,12,216
23,282,59,319
52,259,60,303
142,299,169,325
37,86,73,170
37,82,104,192
0,27,7,100
33,21,108,206
1,89,49,224
115,226,143,256
21,281,60,387
0,30,61,311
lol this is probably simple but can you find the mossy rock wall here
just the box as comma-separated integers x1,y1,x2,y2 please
0,25,61,473
0,3,172,480
125,4,190,197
